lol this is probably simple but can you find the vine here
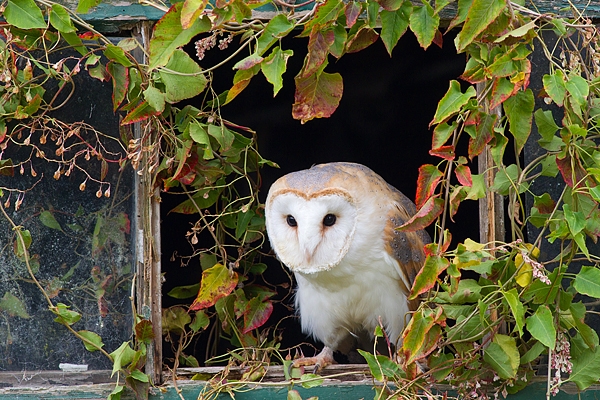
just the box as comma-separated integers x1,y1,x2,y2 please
2,0,600,399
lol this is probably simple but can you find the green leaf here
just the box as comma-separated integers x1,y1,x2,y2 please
39,210,62,231
534,108,560,141
455,0,506,52
503,89,534,153
53,303,82,326
149,3,211,70
14,229,32,258
190,264,238,310
108,385,125,400
190,310,210,332
568,346,600,390
520,340,546,365
207,124,235,152
409,1,439,49
502,288,524,336
167,283,200,299
526,305,556,349
543,70,566,106
50,4,76,33
104,44,133,67
300,373,324,388
357,350,400,381
574,266,600,298
158,49,208,103
5,0,46,29
129,369,150,383
261,47,293,96
564,203,586,236
256,14,295,56
292,62,343,124
162,306,192,334
109,342,137,376
483,334,519,379
431,80,476,125
0,292,30,318
78,330,105,352
380,2,412,56
565,74,589,109
492,164,527,195
143,86,166,113
76,0,101,13
188,121,213,159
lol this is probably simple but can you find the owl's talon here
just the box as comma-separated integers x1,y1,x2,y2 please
292,346,335,374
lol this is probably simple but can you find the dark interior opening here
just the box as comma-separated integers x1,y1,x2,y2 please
160,30,475,366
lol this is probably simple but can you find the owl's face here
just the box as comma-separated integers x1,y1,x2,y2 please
265,189,358,274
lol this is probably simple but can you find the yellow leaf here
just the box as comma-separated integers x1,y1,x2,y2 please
463,238,485,252
515,253,532,287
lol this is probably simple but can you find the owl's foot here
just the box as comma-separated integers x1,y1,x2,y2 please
292,346,335,374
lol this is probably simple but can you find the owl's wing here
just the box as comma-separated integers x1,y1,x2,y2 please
384,191,431,311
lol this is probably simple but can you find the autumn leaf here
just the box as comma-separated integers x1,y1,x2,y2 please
409,254,450,299
190,264,239,310
292,62,343,124
415,164,443,209
397,196,444,232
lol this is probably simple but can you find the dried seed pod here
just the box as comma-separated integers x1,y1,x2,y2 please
79,180,87,191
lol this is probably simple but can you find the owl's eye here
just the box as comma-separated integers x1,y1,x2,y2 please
323,214,336,227
286,215,297,227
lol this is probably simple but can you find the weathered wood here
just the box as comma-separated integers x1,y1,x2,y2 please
0,370,114,387
52,0,600,33
132,21,164,386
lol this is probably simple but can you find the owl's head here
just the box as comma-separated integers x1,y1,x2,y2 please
265,164,361,274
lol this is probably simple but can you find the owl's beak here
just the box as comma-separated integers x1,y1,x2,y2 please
297,226,322,264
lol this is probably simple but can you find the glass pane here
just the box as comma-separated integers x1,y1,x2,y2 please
0,46,134,371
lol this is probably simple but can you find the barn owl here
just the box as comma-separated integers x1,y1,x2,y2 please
265,162,430,370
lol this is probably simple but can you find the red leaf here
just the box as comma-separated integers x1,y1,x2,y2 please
345,1,362,28
468,112,496,159
292,66,343,124
242,298,273,333
534,193,556,214
398,196,444,232
303,28,335,77
173,150,198,185
345,26,379,53
556,153,587,188
98,297,109,318
488,77,516,109
79,31,102,40
121,100,161,125
429,145,455,160
415,164,443,209
409,254,449,299
454,165,473,187
432,29,443,48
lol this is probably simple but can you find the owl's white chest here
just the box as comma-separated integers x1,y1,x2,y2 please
294,236,409,350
